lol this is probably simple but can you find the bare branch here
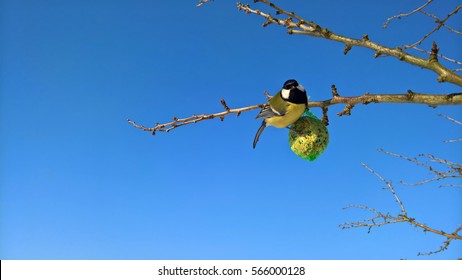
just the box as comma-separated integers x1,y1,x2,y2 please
341,204,406,233
404,5,462,49
444,138,462,143
410,46,462,70
263,90,272,100
418,5,462,35
417,8,462,35
128,99,264,134
128,90,462,134
383,0,433,28
438,114,462,126
438,114,462,143
443,24,462,35
196,0,213,7
382,1,462,67
237,0,462,85
377,149,462,187
360,162,407,215
341,161,462,256
417,229,461,256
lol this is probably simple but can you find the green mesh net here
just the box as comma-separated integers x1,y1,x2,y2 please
288,111,329,161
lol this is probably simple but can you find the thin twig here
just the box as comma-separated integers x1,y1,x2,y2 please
377,149,462,187
383,0,433,28
128,100,264,134
361,162,407,215
418,8,462,35
196,0,213,7
438,114,462,126
443,24,462,35
439,119,462,141
404,5,462,49
382,1,462,67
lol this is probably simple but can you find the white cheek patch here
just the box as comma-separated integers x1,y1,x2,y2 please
281,88,290,100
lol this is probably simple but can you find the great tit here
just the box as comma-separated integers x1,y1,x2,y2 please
253,79,308,148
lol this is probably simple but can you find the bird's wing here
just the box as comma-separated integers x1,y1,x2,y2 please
256,92,287,119
256,105,285,119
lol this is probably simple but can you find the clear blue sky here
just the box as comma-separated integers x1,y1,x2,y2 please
1,0,461,259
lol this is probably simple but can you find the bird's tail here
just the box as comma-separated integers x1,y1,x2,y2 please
253,121,267,149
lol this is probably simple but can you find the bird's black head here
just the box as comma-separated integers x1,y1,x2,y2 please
281,79,308,105
283,79,299,90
